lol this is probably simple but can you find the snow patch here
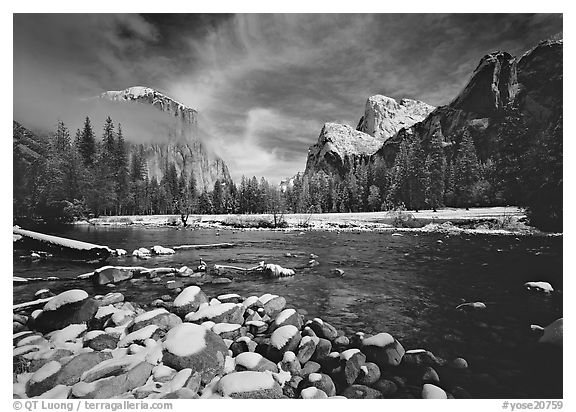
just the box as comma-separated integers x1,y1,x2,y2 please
242,296,259,307
341,348,361,360
282,351,296,363
308,373,322,382
235,352,264,369
186,303,237,322
212,323,241,334
275,309,296,325
173,286,202,307
43,290,88,311
217,371,275,395
362,333,394,348
259,294,278,305
118,324,158,347
134,308,168,324
270,325,298,349
163,323,207,357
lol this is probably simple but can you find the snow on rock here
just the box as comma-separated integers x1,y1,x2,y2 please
163,324,207,357
162,324,229,384
301,386,328,399
275,308,296,325
185,302,244,324
134,308,169,324
524,281,554,293
362,333,394,348
268,325,302,363
422,383,448,399
48,324,87,343
172,286,208,317
341,348,361,360
259,294,278,305
263,263,295,277
117,324,159,348
271,325,300,349
362,333,405,368
357,95,435,141
43,290,88,312
152,245,175,255
217,371,281,398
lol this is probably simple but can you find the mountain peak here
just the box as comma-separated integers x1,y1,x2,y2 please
357,95,435,141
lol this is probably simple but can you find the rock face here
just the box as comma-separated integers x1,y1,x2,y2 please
304,39,562,178
100,86,231,192
357,96,435,141
380,39,562,165
304,123,383,175
305,97,434,176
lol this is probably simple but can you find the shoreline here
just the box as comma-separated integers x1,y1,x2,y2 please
76,207,560,237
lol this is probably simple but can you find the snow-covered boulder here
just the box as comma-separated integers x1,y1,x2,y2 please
131,308,181,332
270,308,303,332
361,333,405,368
92,266,134,286
211,323,243,340
524,281,554,293
152,245,175,255
422,383,448,399
185,302,244,324
235,352,278,373
162,323,228,384
33,289,99,333
267,325,302,363
172,286,209,317
302,372,336,396
301,386,328,399
259,294,287,317
216,371,283,398
307,317,338,341
263,263,295,278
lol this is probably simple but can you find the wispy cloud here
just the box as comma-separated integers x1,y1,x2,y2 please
14,13,562,183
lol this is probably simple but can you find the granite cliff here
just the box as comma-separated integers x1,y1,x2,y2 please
100,86,231,192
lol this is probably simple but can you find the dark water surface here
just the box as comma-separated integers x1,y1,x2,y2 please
13,226,563,398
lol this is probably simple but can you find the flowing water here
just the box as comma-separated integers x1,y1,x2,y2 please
13,225,563,398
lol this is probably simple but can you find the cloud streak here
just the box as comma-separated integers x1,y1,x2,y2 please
14,13,562,183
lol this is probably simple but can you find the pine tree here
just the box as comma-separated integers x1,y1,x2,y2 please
453,130,480,209
115,124,129,214
78,116,97,166
406,138,428,211
425,133,447,212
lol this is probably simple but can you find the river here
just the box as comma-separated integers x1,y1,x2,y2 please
13,225,563,398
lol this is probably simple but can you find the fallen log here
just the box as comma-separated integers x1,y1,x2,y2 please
13,227,112,261
77,266,178,283
213,264,262,272
172,243,236,250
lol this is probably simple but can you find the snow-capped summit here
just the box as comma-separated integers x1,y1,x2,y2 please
100,86,197,126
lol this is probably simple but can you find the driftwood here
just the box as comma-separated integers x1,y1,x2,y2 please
172,243,236,250
13,227,112,261
213,264,263,272
76,266,178,280
13,297,53,312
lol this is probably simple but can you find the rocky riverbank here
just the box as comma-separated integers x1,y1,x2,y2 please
13,269,563,400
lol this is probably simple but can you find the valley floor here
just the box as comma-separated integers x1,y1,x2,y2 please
78,207,558,236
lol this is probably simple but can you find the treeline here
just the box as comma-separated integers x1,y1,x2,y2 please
14,116,200,224
13,116,288,224
284,107,562,231
283,130,493,214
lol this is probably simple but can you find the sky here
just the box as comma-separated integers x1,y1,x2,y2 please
13,13,562,183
